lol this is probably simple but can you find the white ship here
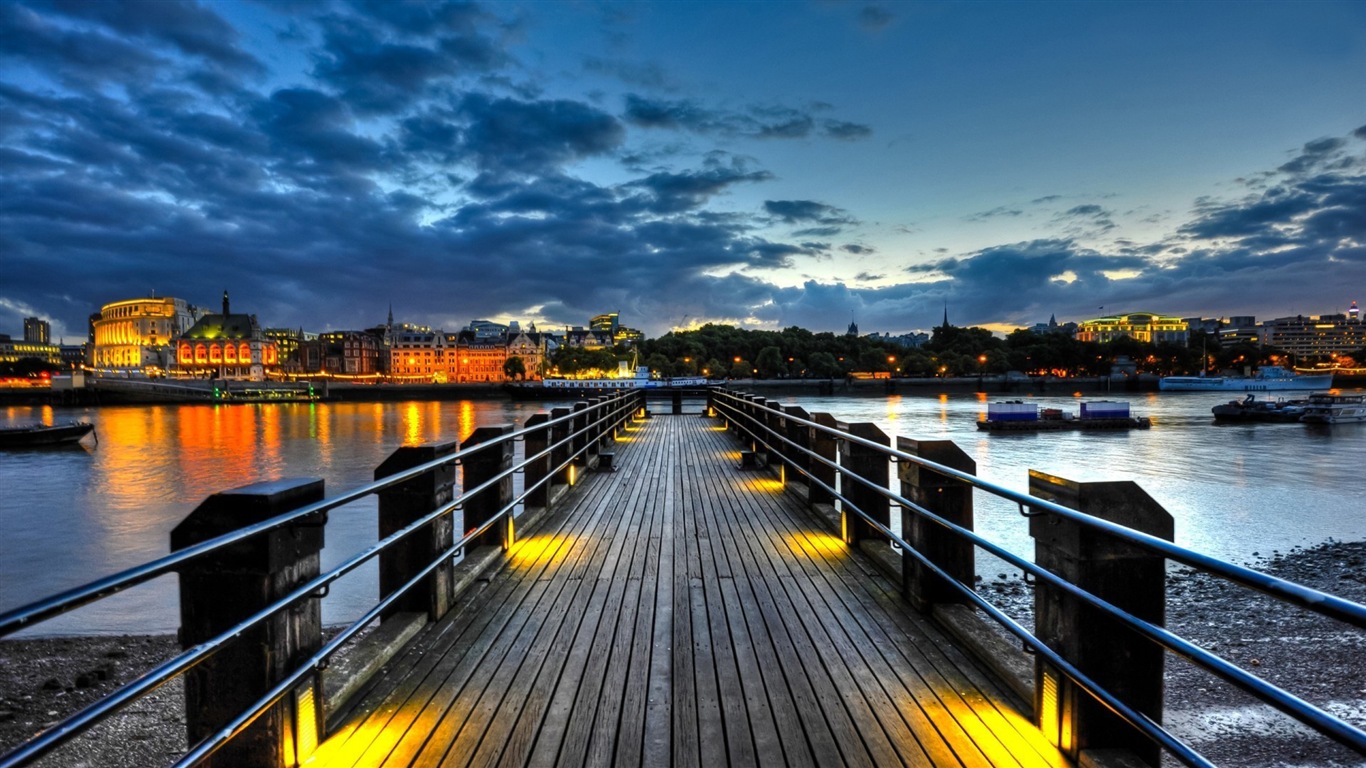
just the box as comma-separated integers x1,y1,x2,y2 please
1158,365,1332,392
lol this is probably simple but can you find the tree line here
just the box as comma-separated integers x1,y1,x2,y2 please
548,322,1360,380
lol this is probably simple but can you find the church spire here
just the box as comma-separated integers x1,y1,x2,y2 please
222,290,230,317
941,301,949,329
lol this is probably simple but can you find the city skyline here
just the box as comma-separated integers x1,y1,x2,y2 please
3,1,1365,341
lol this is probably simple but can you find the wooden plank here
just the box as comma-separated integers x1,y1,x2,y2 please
314,411,1067,768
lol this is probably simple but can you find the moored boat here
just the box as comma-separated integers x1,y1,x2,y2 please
1211,394,1309,423
1299,393,1366,424
0,421,96,448
978,400,1150,432
1159,365,1332,392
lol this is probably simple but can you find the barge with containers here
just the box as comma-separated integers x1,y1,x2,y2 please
978,400,1150,432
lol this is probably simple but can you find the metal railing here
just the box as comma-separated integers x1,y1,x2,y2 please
709,389,1366,768
0,390,641,768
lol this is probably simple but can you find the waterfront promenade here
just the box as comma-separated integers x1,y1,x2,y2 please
310,413,1062,767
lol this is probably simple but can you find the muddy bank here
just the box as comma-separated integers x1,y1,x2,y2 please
978,539,1366,767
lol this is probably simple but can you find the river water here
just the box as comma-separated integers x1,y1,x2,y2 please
2,390,1362,636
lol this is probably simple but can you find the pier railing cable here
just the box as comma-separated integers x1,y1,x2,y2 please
0,391,641,768
710,389,1366,766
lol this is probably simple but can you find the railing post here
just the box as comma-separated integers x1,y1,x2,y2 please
171,478,326,768
837,422,890,545
671,389,682,414
571,401,595,467
763,400,784,471
896,438,975,612
550,406,572,488
808,412,839,510
782,405,812,486
750,396,769,457
462,425,516,550
375,441,458,622
1028,470,1172,767
523,413,553,509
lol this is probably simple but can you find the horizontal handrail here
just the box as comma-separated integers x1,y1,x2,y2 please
0,396,626,638
0,391,640,768
711,390,1366,763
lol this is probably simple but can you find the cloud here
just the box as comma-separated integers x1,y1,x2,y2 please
457,93,625,177
622,94,869,142
964,205,1022,222
842,244,874,255
1031,194,1062,204
858,6,895,32
764,200,856,225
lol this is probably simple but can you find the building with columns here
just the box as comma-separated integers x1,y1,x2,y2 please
90,296,196,371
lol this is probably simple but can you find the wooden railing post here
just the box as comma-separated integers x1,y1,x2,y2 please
523,413,553,509
763,400,785,471
1028,470,1172,766
171,478,326,768
571,401,595,467
837,422,890,545
375,441,458,621
750,396,769,458
896,438,975,612
550,406,572,487
462,425,515,550
782,405,812,486
671,389,683,414
808,412,839,510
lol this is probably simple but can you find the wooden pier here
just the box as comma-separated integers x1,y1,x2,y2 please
310,414,1063,767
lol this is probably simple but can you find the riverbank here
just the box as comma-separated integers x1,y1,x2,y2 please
3,541,1363,766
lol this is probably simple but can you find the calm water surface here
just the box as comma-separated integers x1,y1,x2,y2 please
2,390,1362,635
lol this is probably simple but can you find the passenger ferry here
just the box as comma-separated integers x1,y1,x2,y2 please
1299,393,1366,424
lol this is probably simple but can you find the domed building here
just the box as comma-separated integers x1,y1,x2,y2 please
175,291,278,381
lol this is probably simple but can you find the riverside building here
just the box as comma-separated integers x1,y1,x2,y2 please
90,296,196,371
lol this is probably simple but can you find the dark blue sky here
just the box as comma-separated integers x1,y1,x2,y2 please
3,0,1365,341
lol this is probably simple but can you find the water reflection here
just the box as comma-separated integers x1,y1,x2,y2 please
0,399,539,635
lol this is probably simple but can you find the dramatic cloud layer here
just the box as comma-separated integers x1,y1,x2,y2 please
1,0,1363,342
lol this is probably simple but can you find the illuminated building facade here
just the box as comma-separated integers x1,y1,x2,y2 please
1075,312,1189,345
1262,303,1366,358
91,297,196,371
23,317,50,344
175,292,277,381
0,335,61,366
299,331,380,375
387,326,550,382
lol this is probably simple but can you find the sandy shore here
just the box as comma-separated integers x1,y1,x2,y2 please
3,541,1364,767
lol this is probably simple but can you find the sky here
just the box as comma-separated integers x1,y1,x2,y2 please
3,0,1366,343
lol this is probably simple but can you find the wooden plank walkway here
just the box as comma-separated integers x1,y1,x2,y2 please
311,414,1068,768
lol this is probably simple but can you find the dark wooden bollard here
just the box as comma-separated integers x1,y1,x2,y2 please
781,405,812,480
837,422,890,544
462,425,516,550
375,441,458,622
1028,470,1172,766
523,413,553,509
571,401,593,466
671,389,682,414
171,478,325,768
808,412,839,509
763,400,784,470
897,438,975,612
550,406,572,487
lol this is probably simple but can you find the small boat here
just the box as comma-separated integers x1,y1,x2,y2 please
1211,394,1309,423
0,421,96,448
1299,393,1366,424
1159,365,1332,392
